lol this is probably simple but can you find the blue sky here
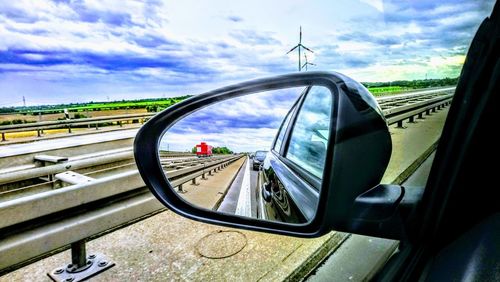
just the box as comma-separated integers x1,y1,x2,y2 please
0,0,495,106
160,87,304,152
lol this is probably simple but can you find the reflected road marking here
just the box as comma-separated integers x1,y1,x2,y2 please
235,158,251,217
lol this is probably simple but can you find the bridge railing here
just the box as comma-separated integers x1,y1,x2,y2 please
0,113,156,141
0,154,243,274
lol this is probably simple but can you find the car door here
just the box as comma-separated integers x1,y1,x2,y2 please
258,86,333,223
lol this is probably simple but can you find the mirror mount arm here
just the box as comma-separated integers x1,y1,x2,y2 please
349,184,424,240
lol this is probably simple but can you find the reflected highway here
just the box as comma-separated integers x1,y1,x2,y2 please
218,157,259,217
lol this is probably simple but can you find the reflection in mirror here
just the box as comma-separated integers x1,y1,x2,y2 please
159,86,333,225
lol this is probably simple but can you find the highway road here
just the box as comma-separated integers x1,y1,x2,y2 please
218,157,259,217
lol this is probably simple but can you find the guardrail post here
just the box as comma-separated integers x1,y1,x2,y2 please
426,109,431,115
409,116,415,123
432,107,436,113
68,124,72,134
192,178,198,185
418,113,424,119
48,239,115,282
95,123,99,130
1,132,5,141
178,184,185,193
72,240,87,268
397,120,404,128
202,172,207,179
37,129,41,137
118,121,122,127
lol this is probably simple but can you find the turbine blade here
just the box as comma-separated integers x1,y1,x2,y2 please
301,45,314,53
286,45,299,54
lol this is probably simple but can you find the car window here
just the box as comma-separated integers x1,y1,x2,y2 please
273,105,295,153
286,86,332,179
255,151,267,158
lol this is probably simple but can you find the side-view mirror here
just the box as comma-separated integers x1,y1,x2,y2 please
135,72,414,238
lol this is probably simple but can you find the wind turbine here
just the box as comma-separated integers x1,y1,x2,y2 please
286,26,314,71
302,53,316,71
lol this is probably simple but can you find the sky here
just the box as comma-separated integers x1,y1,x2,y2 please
160,87,304,153
0,0,495,106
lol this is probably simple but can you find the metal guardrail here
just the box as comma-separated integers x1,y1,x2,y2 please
0,154,242,274
0,150,196,188
0,150,134,186
376,86,455,103
168,156,242,191
0,88,454,275
0,113,155,141
382,94,453,127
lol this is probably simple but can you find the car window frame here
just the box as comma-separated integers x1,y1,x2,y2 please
277,85,334,191
272,105,296,153
271,86,310,155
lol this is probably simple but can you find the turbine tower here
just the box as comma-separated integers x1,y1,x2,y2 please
286,26,314,71
302,53,316,71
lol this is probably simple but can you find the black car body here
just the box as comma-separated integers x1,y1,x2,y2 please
252,150,267,170
257,85,334,223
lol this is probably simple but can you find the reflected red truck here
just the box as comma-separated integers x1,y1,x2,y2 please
196,142,213,157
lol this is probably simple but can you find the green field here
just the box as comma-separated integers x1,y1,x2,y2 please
1,77,459,115
364,77,458,96
1,95,192,115
367,86,408,96
64,98,184,112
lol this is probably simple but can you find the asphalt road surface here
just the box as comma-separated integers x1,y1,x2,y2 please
217,157,259,218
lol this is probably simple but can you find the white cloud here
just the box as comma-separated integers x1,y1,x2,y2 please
161,87,304,152
0,0,495,105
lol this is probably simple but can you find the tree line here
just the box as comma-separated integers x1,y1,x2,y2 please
362,77,459,89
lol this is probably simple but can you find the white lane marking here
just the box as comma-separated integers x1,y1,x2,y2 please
258,179,267,220
235,158,252,217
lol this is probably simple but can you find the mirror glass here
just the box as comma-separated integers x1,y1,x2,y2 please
158,86,333,224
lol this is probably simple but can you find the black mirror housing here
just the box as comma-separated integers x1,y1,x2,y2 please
134,72,392,237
